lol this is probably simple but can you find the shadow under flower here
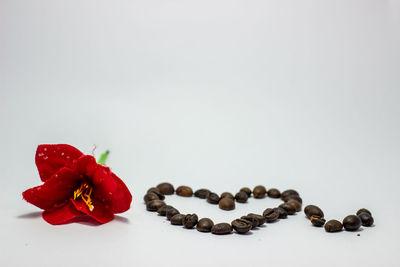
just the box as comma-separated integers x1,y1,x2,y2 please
17,212,42,219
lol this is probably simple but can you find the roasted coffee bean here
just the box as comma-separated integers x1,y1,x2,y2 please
287,199,302,212
283,194,303,204
279,203,296,215
280,189,299,200
146,200,166,211
310,215,326,227
166,208,180,220
211,223,232,235
357,212,374,227
219,197,235,210
304,205,324,219
273,207,288,219
207,192,220,204
143,192,159,203
221,192,234,200
170,214,185,225
343,215,361,231
253,185,267,198
235,191,248,203
176,186,193,197
241,215,259,229
231,219,252,234
194,189,211,199
157,205,174,216
267,188,281,198
240,187,252,197
147,187,165,200
183,214,198,229
324,220,343,232
263,208,279,223
196,218,214,232
247,213,265,226
356,208,372,216
156,182,174,195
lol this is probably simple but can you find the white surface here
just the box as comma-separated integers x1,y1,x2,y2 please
1,0,400,266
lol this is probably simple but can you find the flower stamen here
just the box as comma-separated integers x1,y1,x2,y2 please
73,183,94,211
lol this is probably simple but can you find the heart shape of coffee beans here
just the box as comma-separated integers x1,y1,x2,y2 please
144,183,374,235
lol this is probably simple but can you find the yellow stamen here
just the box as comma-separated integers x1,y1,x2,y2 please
73,183,94,211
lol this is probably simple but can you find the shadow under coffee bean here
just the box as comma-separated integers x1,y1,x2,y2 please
144,183,375,236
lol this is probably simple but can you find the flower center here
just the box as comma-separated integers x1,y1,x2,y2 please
73,182,94,211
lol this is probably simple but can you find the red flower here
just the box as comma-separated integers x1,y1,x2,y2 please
23,144,132,225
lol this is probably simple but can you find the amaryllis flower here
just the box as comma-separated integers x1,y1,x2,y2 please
23,144,132,225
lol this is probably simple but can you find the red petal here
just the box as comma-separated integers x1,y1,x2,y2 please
42,201,84,225
75,155,98,177
91,166,132,214
23,167,82,210
35,144,83,182
71,198,114,224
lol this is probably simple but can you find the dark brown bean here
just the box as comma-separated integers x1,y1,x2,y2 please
263,208,279,223
253,185,267,198
279,202,296,215
247,213,265,226
267,188,280,198
304,205,324,219
231,219,252,234
146,200,166,211
310,215,326,227
176,186,193,197
287,199,302,212
273,207,288,219
283,195,303,204
240,216,259,229
221,192,234,200
207,192,220,204
183,214,198,229
194,189,210,199
280,189,299,200
211,223,232,235
157,205,174,216
235,191,248,203
170,214,185,225
147,187,165,200
143,192,159,203
166,208,180,220
240,187,252,197
356,208,372,216
343,215,361,231
358,212,374,226
156,182,174,195
219,197,235,210
196,218,214,232
324,220,343,232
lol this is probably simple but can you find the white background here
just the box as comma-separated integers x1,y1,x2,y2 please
1,0,400,266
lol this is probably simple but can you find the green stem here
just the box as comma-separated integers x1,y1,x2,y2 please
97,150,110,165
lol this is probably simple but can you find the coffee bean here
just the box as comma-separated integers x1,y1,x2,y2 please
156,182,175,195
147,187,165,200
196,218,214,232
356,208,372,216
310,215,326,227
273,207,288,219
143,192,159,203
253,185,267,198
247,213,265,226
343,215,361,231
170,214,185,225
194,189,210,199
183,214,198,229
219,197,235,210
207,192,220,204
231,219,252,234
324,220,343,232
176,186,193,197
263,208,279,223
267,188,280,198
287,199,302,212
281,189,299,200
235,191,248,203
166,208,180,220
157,205,174,216
358,212,374,227
279,203,296,215
283,195,303,204
221,192,234,200
240,187,252,197
211,223,232,235
241,215,259,229
304,205,324,219
146,200,166,211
